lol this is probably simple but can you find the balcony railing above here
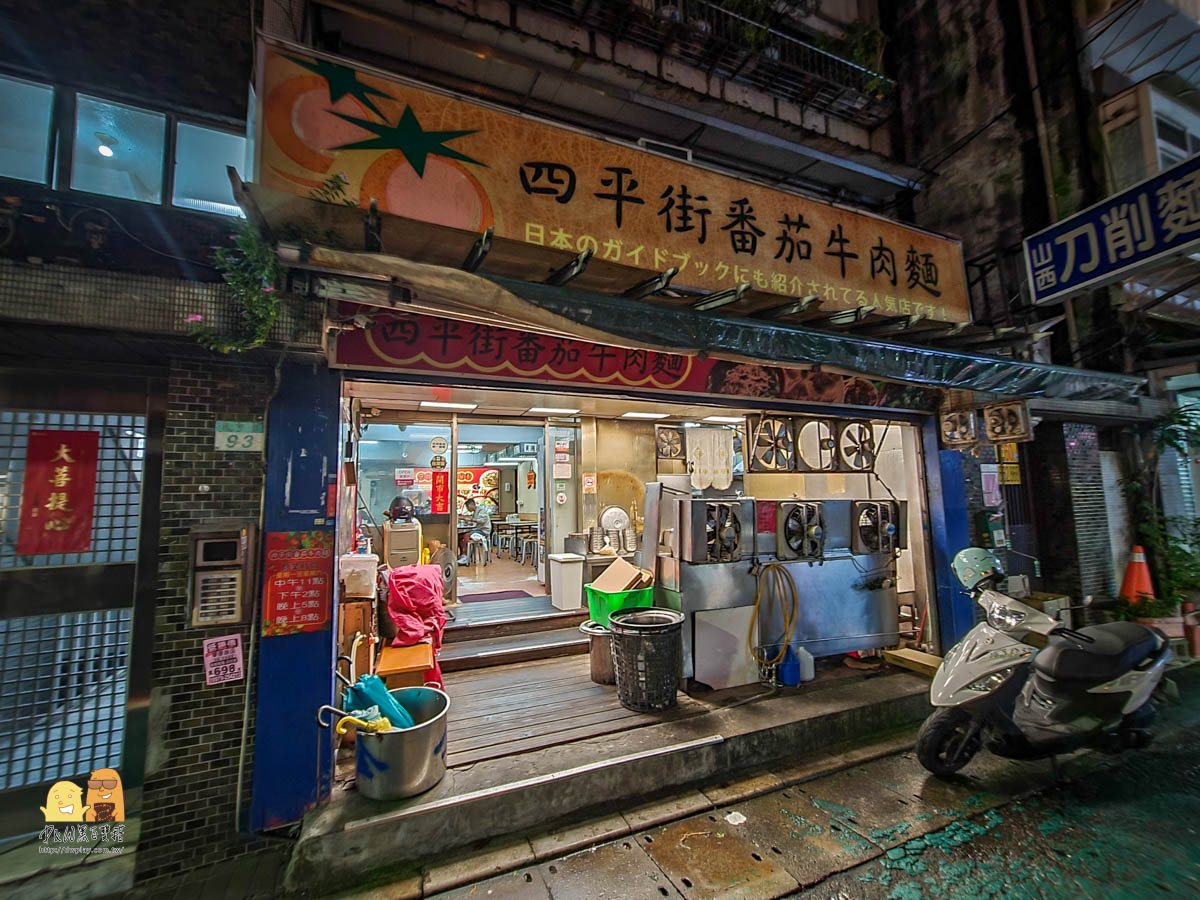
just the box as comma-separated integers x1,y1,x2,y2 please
518,0,895,128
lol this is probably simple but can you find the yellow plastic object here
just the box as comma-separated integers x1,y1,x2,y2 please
335,715,393,735
421,546,430,564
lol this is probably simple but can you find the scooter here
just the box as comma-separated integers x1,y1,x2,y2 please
916,547,1174,778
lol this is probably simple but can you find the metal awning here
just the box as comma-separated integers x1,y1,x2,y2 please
288,245,1145,402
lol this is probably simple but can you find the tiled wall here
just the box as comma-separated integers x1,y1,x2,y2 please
135,358,276,883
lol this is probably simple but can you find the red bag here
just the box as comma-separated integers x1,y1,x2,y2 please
386,564,447,687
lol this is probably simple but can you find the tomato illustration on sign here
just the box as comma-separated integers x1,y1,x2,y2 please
268,53,493,231
360,151,492,230
265,76,374,175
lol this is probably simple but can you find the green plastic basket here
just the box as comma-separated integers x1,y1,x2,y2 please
584,583,654,628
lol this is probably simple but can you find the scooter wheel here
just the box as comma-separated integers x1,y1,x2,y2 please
917,708,981,778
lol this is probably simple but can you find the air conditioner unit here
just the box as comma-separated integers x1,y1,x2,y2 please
851,501,904,555
776,501,825,561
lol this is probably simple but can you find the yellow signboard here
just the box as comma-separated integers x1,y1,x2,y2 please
258,43,970,322
999,463,1022,485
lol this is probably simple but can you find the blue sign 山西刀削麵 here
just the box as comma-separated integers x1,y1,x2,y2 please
1023,153,1200,305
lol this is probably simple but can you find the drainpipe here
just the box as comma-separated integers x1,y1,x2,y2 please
1017,0,1081,362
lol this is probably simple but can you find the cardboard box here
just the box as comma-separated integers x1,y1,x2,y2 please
591,555,653,594
377,642,435,689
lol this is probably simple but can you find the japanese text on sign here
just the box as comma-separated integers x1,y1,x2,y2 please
262,531,333,636
16,430,100,556
203,634,245,686
1024,153,1200,304
260,45,969,321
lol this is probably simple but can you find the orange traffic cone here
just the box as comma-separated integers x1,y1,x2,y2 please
1118,545,1156,603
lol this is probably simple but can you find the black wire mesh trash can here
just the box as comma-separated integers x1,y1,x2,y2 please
608,608,684,712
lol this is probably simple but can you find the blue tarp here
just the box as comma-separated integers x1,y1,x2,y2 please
484,275,1145,402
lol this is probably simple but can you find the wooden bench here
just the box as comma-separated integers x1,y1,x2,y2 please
377,642,436,689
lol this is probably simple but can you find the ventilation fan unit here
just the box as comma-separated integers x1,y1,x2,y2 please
940,410,978,448
837,421,877,472
656,425,684,460
851,501,902,555
795,419,838,472
705,502,744,562
776,501,825,561
749,415,794,472
983,401,1033,443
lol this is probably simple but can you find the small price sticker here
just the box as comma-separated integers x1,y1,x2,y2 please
215,421,264,452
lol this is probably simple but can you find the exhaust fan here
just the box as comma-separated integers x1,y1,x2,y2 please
940,410,978,448
705,502,744,562
777,501,825,561
749,415,794,472
837,421,877,472
851,500,902,555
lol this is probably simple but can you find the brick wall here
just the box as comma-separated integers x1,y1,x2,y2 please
135,357,276,884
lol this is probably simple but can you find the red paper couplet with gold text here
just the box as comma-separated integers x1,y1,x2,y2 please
17,429,101,555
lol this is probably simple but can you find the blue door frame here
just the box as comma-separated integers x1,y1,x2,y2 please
920,418,974,651
250,363,340,831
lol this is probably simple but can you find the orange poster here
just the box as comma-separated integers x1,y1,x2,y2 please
257,41,970,322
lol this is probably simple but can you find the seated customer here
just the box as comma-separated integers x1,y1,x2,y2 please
458,498,492,563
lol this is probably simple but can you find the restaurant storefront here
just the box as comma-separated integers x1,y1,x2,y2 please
242,38,1144,834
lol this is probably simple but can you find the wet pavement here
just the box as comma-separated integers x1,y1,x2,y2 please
430,670,1200,899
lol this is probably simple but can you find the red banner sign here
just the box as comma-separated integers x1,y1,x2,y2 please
17,430,100,556
262,531,333,636
430,471,451,515
333,310,941,411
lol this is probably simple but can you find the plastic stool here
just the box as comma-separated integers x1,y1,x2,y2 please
467,533,490,566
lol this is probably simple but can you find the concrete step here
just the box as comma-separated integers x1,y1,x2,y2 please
444,608,589,644
285,671,932,893
440,627,589,671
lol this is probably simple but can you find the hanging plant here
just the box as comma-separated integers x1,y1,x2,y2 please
192,221,283,354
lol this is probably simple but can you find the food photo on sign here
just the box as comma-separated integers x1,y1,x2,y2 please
456,467,500,515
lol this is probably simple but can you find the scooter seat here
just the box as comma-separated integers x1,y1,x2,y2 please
1032,622,1162,683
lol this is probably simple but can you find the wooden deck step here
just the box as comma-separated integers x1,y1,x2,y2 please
444,608,588,643
445,595,588,642
440,626,589,672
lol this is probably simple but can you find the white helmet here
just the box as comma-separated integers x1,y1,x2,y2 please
952,547,1003,591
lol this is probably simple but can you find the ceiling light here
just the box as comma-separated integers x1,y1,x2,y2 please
621,411,669,419
701,416,745,424
496,457,538,463
419,401,477,411
95,131,118,157
527,407,580,415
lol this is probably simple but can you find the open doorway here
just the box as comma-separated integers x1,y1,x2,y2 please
452,423,546,608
